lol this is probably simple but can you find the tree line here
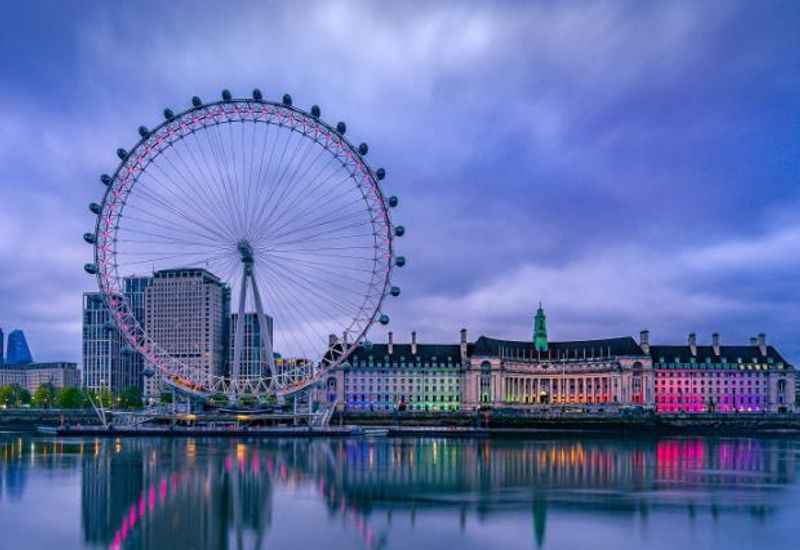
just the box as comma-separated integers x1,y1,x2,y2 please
0,384,144,410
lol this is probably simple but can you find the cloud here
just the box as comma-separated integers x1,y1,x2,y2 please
0,0,798,367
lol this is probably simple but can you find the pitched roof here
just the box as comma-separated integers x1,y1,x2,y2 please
347,343,462,363
649,345,791,366
472,335,644,358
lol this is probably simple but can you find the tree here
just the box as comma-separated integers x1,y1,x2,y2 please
57,387,86,409
32,384,58,409
0,385,14,407
97,388,114,409
119,386,143,410
17,387,31,406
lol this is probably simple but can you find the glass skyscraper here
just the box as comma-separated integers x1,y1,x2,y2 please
6,329,33,365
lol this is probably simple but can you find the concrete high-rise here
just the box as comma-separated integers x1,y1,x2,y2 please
143,268,229,400
6,329,33,365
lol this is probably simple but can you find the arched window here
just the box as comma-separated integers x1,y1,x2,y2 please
480,361,492,404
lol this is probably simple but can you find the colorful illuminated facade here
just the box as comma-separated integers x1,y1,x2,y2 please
328,331,466,412
327,306,795,414
652,333,795,414
464,331,652,409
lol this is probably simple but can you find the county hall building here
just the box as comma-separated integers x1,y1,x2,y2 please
327,305,795,414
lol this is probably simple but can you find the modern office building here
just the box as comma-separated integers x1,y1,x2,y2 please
0,362,79,393
228,313,274,379
82,292,125,393
143,268,229,400
5,329,33,365
82,277,153,395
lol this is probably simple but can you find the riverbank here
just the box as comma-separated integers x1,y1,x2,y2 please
336,411,800,435
4,409,800,437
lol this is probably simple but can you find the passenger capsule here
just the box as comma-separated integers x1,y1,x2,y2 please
336,121,346,134
100,174,112,186
191,96,203,107
138,126,149,138
394,225,405,237
390,286,401,297
282,94,293,106
143,367,155,378
376,168,386,180
89,202,102,215
379,314,390,325
358,143,369,155
362,340,374,350
84,263,98,275
116,148,128,160
395,256,406,267
252,89,263,101
83,232,96,244
163,108,175,121
310,105,321,118
388,196,399,208
221,89,232,101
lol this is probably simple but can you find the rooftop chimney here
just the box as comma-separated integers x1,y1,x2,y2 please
757,333,767,357
388,331,394,355
688,333,697,356
328,334,337,348
411,331,417,355
460,328,468,362
712,333,720,356
639,330,650,354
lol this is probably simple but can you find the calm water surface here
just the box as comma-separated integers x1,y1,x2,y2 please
1,433,799,550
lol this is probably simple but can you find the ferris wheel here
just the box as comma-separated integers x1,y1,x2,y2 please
83,89,405,402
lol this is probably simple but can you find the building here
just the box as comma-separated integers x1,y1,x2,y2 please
228,312,274,379
0,327,4,367
5,329,33,365
328,330,466,412
0,362,79,393
143,268,229,400
82,292,125,393
651,332,795,414
326,305,795,415
121,277,152,391
82,277,153,395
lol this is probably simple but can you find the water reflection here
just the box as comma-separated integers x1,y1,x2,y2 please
0,435,798,550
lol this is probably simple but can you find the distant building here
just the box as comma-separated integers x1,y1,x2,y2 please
82,277,153,395
0,362,79,393
82,292,125,393
651,333,795,414
228,313,274,380
121,277,153,391
6,329,33,365
143,268,229,400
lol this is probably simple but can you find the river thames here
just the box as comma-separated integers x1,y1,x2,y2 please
0,434,798,550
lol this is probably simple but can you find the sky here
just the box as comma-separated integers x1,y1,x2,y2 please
0,0,798,365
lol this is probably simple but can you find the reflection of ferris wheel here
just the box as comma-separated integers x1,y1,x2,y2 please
83,89,405,402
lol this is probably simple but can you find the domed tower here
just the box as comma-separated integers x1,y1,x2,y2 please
533,303,548,353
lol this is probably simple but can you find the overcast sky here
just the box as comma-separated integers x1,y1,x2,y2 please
0,1,798,364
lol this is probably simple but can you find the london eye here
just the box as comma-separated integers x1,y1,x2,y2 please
83,89,404,403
